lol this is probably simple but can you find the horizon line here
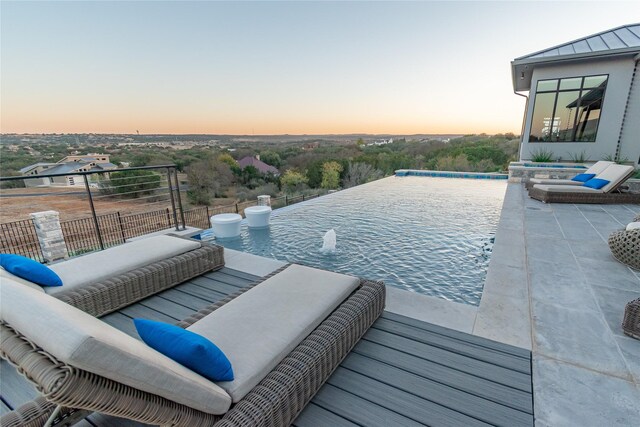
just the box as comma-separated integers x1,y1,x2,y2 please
1,131,514,137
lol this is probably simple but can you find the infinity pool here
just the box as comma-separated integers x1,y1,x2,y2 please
209,176,506,305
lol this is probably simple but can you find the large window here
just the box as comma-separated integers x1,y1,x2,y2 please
529,75,608,142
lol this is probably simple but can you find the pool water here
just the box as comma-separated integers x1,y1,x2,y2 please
210,176,506,305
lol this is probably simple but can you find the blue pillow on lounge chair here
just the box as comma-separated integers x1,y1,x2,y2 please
583,178,610,189
571,173,596,182
134,318,234,382
0,254,62,287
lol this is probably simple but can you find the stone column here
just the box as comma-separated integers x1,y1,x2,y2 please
30,210,68,262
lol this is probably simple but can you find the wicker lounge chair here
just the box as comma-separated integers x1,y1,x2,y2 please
528,164,640,204
0,264,385,427
524,160,614,190
1,235,225,317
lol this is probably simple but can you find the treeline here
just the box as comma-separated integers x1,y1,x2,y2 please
0,134,520,201
183,133,519,206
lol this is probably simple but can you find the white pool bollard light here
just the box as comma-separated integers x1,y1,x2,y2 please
257,195,272,207
210,213,242,239
244,205,272,228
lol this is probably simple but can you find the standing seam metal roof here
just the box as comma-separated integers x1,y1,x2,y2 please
515,24,640,61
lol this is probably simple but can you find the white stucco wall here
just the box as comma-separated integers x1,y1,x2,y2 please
619,62,640,165
520,56,638,166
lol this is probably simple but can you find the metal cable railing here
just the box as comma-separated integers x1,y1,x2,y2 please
0,161,328,261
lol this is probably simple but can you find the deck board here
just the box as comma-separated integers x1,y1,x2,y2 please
292,402,359,427
326,367,491,427
1,267,534,427
311,383,425,427
381,311,531,358
352,339,532,411
0,359,40,408
362,328,532,392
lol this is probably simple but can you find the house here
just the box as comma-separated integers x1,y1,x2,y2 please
512,23,640,166
20,154,118,187
237,155,280,175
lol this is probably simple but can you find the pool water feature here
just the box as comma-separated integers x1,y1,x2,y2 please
207,176,506,306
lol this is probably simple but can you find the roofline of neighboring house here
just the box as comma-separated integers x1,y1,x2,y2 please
511,47,640,92
19,163,56,174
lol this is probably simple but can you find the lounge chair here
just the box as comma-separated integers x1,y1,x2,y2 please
0,234,225,317
0,264,385,427
528,164,640,204
525,160,614,189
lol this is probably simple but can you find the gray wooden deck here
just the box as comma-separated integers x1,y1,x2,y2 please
1,267,534,426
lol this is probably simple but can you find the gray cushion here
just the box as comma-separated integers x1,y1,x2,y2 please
533,184,602,193
46,235,201,295
585,160,614,175
528,178,581,186
0,267,45,292
188,264,360,402
0,279,232,414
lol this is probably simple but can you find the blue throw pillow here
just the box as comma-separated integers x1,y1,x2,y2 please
134,319,234,382
0,254,62,287
571,173,596,182
583,178,610,189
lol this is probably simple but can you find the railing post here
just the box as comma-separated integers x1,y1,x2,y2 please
285,195,288,206
302,194,305,201
84,175,104,250
166,208,171,227
166,167,180,231
173,168,186,230
117,212,126,243
235,203,239,214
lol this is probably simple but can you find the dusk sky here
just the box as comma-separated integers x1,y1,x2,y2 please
1,1,638,135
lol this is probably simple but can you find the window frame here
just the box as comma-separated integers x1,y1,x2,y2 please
529,73,609,143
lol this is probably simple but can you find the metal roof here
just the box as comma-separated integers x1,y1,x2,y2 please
512,24,640,91
516,24,640,61
43,163,91,175
19,163,55,174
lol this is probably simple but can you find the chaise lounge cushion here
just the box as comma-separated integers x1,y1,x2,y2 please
528,160,614,186
532,164,635,195
188,264,361,402
45,235,201,296
0,279,232,415
0,267,45,292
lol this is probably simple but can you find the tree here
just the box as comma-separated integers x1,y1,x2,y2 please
306,160,324,188
105,170,162,198
186,159,235,205
280,170,308,194
259,151,282,168
436,154,471,172
342,162,383,188
321,161,343,190
240,165,261,189
217,153,237,168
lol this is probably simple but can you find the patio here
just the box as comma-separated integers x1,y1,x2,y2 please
1,182,638,426
475,183,640,425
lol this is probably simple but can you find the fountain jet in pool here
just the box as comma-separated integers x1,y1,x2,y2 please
321,229,337,253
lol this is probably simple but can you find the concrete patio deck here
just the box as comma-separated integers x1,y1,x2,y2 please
477,183,640,426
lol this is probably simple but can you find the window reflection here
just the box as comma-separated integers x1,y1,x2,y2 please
529,75,607,143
